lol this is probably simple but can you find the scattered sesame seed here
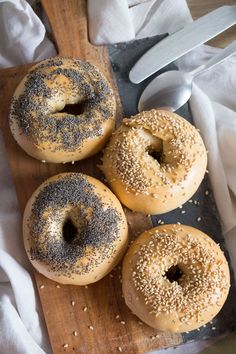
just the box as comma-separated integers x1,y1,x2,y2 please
109,274,114,278
83,306,87,312
56,285,61,288
85,285,88,289
197,217,201,222
39,285,44,289
63,343,68,348
73,331,78,336
117,347,122,352
41,160,46,163
120,321,126,325
115,315,120,319
88,325,94,330
181,210,186,214
205,190,209,195
212,326,216,330
71,301,75,306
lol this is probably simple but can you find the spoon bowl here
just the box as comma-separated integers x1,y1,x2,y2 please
138,70,193,112
138,40,236,112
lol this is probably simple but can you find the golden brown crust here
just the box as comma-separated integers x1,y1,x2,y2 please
23,173,128,285
10,57,116,163
122,224,230,332
101,110,207,214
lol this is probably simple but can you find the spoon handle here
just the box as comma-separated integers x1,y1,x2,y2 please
194,40,236,77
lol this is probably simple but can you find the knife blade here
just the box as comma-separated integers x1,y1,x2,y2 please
129,5,236,84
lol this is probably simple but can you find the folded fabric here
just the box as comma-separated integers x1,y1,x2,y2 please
0,0,56,68
0,132,52,354
1,1,236,354
0,1,55,353
88,0,192,44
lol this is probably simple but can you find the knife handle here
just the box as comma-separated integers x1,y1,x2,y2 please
201,40,236,73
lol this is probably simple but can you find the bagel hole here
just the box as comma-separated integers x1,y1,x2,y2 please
148,150,163,164
148,141,164,164
165,265,183,283
63,219,78,243
59,102,86,115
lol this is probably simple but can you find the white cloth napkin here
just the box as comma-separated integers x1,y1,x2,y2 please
0,1,54,353
88,0,192,44
1,1,236,354
0,0,56,68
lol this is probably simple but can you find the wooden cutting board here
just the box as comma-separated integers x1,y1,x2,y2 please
1,0,234,353
0,0,183,353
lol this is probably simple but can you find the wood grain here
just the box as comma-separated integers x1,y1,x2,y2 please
0,0,181,353
1,0,234,353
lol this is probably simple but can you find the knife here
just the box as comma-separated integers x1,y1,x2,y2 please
129,5,236,84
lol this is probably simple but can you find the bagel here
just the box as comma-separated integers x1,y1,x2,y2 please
101,109,207,214
122,224,230,332
23,173,128,285
10,57,116,163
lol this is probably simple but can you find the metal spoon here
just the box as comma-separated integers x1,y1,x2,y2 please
138,40,236,112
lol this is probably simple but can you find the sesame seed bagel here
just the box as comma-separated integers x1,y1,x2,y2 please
10,57,116,163
101,110,207,214
23,173,128,285
122,224,230,332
